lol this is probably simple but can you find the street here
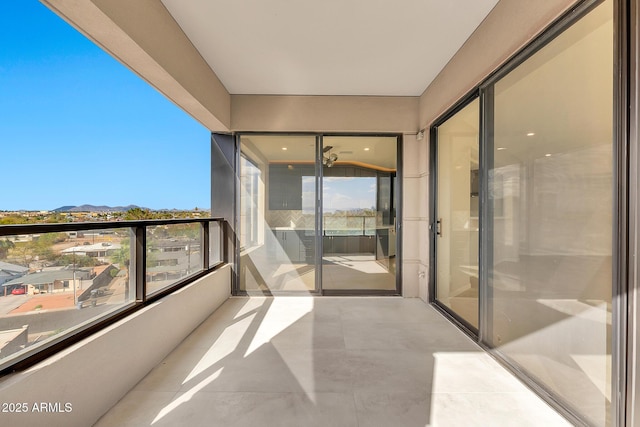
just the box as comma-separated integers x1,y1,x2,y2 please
0,293,32,316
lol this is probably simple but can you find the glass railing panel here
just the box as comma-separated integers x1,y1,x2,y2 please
145,222,203,296
209,221,222,267
323,215,376,236
0,227,135,370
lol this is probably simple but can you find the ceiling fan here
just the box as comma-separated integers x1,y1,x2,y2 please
322,145,338,167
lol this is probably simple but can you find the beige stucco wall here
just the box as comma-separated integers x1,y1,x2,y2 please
0,266,231,427
231,95,419,133
419,0,580,129
402,133,429,299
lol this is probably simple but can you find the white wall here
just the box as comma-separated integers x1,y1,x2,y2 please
0,265,231,427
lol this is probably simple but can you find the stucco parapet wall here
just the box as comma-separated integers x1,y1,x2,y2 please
419,0,579,128
231,95,420,133
42,0,231,132
0,265,231,427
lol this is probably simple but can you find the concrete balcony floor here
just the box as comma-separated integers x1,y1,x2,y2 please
94,297,569,426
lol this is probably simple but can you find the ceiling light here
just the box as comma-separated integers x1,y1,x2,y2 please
364,148,370,151
281,147,287,150
545,153,552,157
526,132,535,137
497,147,507,151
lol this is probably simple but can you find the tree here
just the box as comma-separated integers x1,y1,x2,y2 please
0,239,14,259
0,215,28,225
124,207,154,220
46,213,70,223
110,238,130,269
13,232,66,265
54,254,99,267
109,237,133,301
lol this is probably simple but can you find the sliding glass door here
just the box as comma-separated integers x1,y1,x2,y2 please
433,99,480,329
431,1,615,425
238,135,318,293
237,134,400,294
486,2,613,424
322,136,398,292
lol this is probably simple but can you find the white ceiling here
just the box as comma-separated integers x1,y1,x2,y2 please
160,0,499,96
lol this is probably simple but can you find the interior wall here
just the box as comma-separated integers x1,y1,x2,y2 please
0,266,231,427
41,0,231,132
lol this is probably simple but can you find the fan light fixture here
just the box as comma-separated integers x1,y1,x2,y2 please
322,146,338,167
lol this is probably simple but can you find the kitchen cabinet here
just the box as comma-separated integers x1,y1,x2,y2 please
359,235,375,253
323,235,374,254
269,165,304,210
274,230,306,262
323,236,346,254
322,165,376,178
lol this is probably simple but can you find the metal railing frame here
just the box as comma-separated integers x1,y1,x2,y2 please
0,217,226,375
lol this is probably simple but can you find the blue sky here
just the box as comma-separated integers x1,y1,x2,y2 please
302,177,376,213
0,2,210,211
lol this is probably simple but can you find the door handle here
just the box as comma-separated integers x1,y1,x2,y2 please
436,218,443,237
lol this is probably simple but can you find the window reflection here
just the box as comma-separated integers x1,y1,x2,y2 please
489,1,613,425
435,99,480,328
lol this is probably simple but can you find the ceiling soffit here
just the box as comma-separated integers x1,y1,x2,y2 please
160,0,499,96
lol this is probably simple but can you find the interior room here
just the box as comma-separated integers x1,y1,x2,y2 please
239,135,398,294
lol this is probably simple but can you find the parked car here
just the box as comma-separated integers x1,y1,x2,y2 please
11,288,25,295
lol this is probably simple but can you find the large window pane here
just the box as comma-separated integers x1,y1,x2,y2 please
0,228,134,370
435,99,480,328
322,136,398,292
146,223,202,295
209,221,222,267
239,135,317,292
488,1,613,425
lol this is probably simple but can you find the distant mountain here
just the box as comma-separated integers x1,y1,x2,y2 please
52,205,76,212
52,204,145,213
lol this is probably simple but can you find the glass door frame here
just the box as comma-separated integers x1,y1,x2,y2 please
235,132,321,295
233,131,403,296
321,133,403,296
428,91,482,337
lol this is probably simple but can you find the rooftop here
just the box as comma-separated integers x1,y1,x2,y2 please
0,261,28,274
2,267,91,287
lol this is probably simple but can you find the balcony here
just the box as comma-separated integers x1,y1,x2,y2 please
0,218,568,426
93,297,568,426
